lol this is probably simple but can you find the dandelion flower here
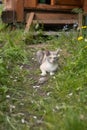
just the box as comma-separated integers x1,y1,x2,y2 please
84,46,87,48
81,26,87,29
77,36,83,41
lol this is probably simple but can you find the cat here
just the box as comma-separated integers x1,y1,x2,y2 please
36,49,61,76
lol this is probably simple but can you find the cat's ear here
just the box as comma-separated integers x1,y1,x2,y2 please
56,48,62,54
45,50,50,56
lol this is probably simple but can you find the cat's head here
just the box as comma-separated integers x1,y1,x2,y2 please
45,49,61,63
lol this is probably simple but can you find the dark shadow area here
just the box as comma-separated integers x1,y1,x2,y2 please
39,23,77,31
38,0,50,4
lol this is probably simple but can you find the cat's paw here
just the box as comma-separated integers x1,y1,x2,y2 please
40,72,47,76
50,72,55,76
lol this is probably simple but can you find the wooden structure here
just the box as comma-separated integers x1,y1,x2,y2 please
1,0,87,28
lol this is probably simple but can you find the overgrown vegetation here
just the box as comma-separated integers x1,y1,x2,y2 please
0,6,87,130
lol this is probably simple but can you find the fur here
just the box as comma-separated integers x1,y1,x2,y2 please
36,49,60,76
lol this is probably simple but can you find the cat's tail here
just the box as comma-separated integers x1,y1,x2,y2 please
36,50,44,65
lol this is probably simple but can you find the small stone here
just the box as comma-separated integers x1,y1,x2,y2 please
33,116,37,119
38,77,48,84
68,93,73,96
6,95,10,98
85,38,87,42
21,119,25,123
33,85,40,88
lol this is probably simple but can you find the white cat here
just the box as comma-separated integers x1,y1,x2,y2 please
36,49,61,76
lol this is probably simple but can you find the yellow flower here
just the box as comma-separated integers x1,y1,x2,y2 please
77,36,83,41
84,46,87,48
81,26,87,29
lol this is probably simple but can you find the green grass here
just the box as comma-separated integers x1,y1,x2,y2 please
0,6,87,130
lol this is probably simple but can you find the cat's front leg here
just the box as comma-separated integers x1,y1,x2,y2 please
41,70,47,76
40,64,47,76
50,72,55,76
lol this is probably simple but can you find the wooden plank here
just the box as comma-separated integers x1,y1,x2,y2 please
83,0,87,13
3,0,24,22
35,13,78,20
3,0,16,10
33,19,78,24
2,0,17,23
56,0,82,6
37,4,81,11
25,12,35,32
16,0,24,22
51,0,55,5
24,0,37,8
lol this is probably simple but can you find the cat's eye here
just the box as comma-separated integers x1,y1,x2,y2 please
54,57,58,60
